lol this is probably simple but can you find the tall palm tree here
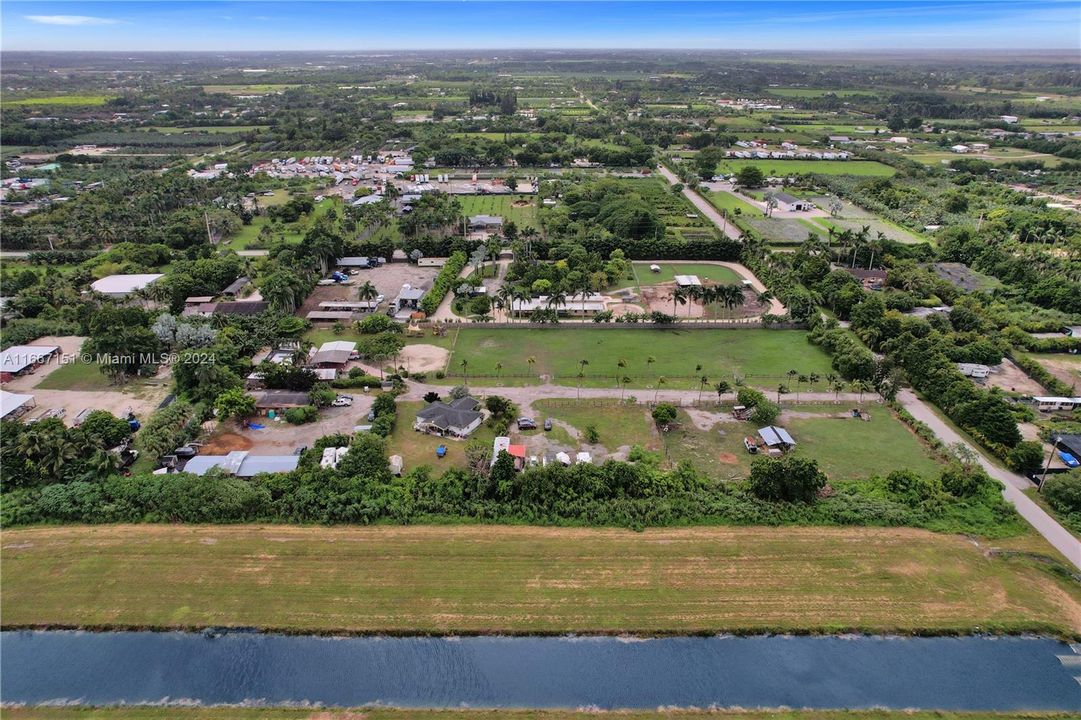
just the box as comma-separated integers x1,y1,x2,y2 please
698,375,709,403
357,281,378,303
526,355,537,377
460,358,469,386
808,372,820,392
685,284,703,317
546,291,568,315
616,358,627,388
620,375,632,401
715,380,731,400
654,376,667,403
670,285,688,315
495,362,503,380
577,359,589,401
776,384,787,403
832,380,844,401
786,369,799,393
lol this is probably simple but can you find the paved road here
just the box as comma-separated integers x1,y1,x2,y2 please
898,389,1081,570
657,165,743,241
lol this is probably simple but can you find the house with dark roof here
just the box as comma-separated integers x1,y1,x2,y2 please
222,276,251,297
252,389,310,413
414,396,483,437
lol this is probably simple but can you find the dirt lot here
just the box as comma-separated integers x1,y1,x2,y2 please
296,263,440,318
3,336,170,425
1031,353,1081,390
397,344,449,374
638,282,769,319
982,358,1048,396
205,396,377,453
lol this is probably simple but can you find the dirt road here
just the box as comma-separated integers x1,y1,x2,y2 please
657,164,743,241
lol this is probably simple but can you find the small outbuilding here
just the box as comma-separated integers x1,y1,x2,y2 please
90,274,164,298
758,425,797,451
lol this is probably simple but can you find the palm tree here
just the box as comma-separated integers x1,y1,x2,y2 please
620,375,632,401
715,380,731,400
460,358,469,386
546,291,568,315
685,284,703,317
357,281,378,304
577,359,589,401
797,375,809,402
855,379,872,404
494,362,503,380
526,355,537,377
616,358,627,388
808,372,820,393
496,285,514,322
670,285,688,315
654,376,667,403
832,380,844,401
776,384,788,403
786,369,798,394
698,375,709,403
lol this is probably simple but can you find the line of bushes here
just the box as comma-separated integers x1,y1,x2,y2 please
1010,352,1075,398
419,251,468,316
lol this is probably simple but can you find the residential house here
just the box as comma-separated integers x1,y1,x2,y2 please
468,215,504,232
492,436,527,471
414,396,484,437
252,389,310,414
310,340,357,368
221,276,250,297
950,145,971,154
843,267,888,290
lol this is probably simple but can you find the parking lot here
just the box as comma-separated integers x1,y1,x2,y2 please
297,262,442,318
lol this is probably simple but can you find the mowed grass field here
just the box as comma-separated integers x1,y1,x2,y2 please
458,194,540,229
10,709,1064,720
717,159,896,177
3,525,1078,635
4,94,114,106
442,328,835,386
699,188,764,217
631,262,743,286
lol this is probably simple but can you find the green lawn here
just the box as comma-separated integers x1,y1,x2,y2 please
718,160,896,177
699,189,764,217
4,524,1077,635
458,195,539,229
385,401,497,473
443,328,834,387
222,196,336,250
36,360,122,392
4,94,113,106
768,88,880,98
632,262,743,287
533,399,661,451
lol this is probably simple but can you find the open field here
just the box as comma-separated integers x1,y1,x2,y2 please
907,148,1062,168
631,262,743,286
223,196,336,250
4,94,114,106
12,709,1078,720
1024,352,1081,390
718,160,896,177
699,188,764,217
201,84,301,95
35,358,122,392
3,525,1078,635
441,328,835,386
767,88,880,98
457,194,539,229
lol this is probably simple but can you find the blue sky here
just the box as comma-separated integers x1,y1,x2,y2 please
2,1,1079,51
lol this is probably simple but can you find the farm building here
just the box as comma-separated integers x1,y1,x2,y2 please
773,192,813,212
90,274,164,298
950,145,971,154
181,450,299,477
414,396,483,437
1031,396,1081,412
674,275,702,288
0,344,60,382
319,300,381,313
336,256,374,269
957,363,991,379
310,340,356,367
510,294,607,316
221,276,251,297
306,311,356,323
0,390,36,420
252,390,310,414
392,284,426,318
758,425,797,451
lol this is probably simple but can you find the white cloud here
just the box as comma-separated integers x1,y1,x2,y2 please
24,15,119,26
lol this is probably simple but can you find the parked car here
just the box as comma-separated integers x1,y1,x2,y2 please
517,417,537,430
744,437,759,454
367,409,376,421
543,418,553,431
332,395,354,407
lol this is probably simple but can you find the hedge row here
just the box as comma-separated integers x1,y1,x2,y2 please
419,251,468,316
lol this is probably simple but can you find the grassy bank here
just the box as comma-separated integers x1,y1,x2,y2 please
8,709,1080,720
3,525,1078,637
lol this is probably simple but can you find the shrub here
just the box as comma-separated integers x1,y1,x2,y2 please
284,406,319,424
651,403,678,426
355,313,402,335
420,251,468,316
751,400,781,427
1007,441,1045,476
748,456,827,503
1042,472,1081,515
584,425,600,443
